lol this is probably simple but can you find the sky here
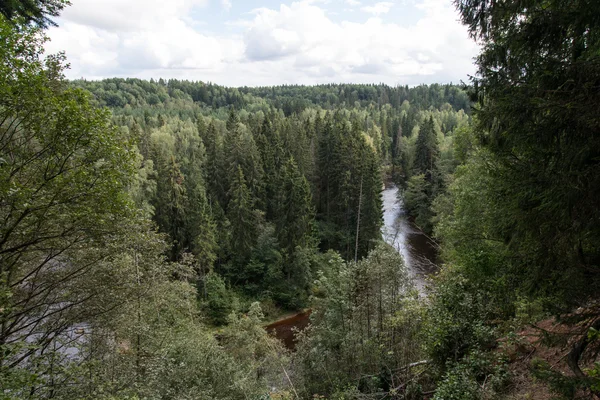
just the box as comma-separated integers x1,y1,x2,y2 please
45,0,479,87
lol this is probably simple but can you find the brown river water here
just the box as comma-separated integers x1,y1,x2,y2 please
266,185,439,349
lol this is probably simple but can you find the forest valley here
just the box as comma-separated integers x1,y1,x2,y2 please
1,0,600,399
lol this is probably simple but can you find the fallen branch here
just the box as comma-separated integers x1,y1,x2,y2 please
397,359,430,371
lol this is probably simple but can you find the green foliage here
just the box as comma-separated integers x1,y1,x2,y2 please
423,1,600,397
227,166,259,265
413,116,439,180
0,17,142,395
424,266,498,374
587,362,600,392
0,0,68,28
294,245,424,398
276,157,316,256
433,363,480,400
203,272,237,326
89,79,470,312
454,0,600,308
0,4,488,398
531,359,580,399
73,78,471,115
432,346,509,400
73,76,470,275
0,17,290,399
220,302,289,390
315,114,384,260
433,351,509,400
402,174,433,231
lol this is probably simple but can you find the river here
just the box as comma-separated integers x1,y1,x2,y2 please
266,185,439,348
381,184,439,293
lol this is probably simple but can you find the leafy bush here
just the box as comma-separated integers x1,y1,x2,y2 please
433,363,480,400
424,266,497,373
434,351,509,400
203,272,238,325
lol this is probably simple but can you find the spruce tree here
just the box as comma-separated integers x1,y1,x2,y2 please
256,116,284,220
224,110,264,207
154,156,187,260
204,122,227,209
226,106,240,132
227,166,257,264
276,157,316,257
316,114,335,219
356,144,383,259
413,116,439,181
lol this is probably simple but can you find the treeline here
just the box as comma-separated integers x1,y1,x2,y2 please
71,78,471,116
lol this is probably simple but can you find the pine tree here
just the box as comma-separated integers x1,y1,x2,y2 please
401,113,413,139
392,122,409,186
181,133,217,272
453,0,600,358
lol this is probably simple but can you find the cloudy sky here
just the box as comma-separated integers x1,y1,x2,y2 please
46,0,479,87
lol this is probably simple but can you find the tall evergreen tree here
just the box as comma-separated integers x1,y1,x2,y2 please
356,144,384,259
255,116,284,219
224,110,264,207
226,106,240,132
154,155,187,260
413,116,439,181
227,166,258,264
276,157,316,257
204,122,227,208
316,114,335,220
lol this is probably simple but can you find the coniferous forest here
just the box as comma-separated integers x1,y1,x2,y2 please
1,0,599,399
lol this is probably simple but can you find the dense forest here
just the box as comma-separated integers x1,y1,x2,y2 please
1,0,599,399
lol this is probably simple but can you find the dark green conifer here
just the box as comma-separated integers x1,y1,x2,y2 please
227,166,257,263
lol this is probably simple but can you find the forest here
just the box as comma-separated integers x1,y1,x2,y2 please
1,0,599,399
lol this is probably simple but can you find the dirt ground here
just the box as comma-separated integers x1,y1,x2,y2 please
499,317,599,400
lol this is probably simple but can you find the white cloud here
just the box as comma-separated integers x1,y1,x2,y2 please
46,0,242,78
345,0,361,5
46,0,478,86
59,0,209,32
361,2,393,15
236,0,476,84
221,0,232,11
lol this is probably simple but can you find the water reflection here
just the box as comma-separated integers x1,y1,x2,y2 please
381,185,439,293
